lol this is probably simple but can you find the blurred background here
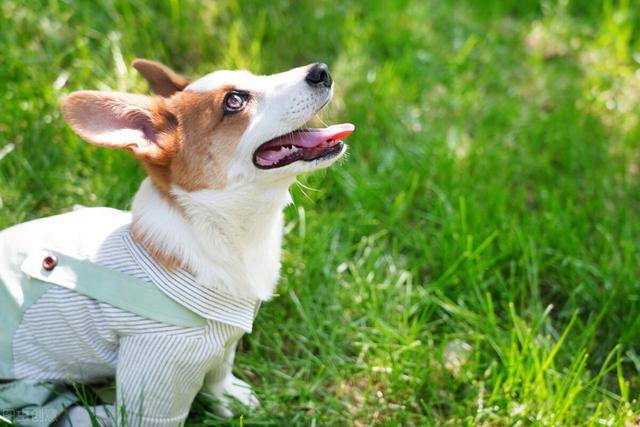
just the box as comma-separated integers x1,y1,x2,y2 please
1,0,640,424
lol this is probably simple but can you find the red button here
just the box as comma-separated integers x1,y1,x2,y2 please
42,255,57,271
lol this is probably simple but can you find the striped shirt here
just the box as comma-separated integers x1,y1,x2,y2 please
9,214,260,426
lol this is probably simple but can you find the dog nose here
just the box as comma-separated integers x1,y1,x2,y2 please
306,63,332,88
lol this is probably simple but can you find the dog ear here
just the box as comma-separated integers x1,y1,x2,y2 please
132,58,190,97
61,91,176,164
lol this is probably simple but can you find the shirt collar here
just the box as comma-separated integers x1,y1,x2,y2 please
122,230,260,333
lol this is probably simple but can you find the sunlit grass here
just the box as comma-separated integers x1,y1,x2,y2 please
1,0,640,425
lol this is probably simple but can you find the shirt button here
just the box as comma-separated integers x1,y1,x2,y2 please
42,255,57,271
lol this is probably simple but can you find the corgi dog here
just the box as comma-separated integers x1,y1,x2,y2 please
0,60,353,425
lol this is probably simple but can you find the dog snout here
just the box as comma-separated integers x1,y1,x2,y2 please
305,63,332,88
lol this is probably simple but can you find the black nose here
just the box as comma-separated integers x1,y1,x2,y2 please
306,63,332,88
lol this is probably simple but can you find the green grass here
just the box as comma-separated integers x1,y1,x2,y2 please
2,0,640,425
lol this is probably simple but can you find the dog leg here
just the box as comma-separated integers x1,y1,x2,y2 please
205,341,259,418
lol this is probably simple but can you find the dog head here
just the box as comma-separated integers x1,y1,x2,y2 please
61,59,354,194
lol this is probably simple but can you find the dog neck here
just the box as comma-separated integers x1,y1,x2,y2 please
130,178,293,300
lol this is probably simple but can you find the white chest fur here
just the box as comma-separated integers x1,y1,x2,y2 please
131,178,292,300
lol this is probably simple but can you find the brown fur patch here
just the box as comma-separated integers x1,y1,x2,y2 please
143,87,251,193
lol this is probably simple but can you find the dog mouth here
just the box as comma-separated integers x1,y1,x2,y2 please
253,123,355,169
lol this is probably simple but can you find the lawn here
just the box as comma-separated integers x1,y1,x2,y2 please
1,0,640,425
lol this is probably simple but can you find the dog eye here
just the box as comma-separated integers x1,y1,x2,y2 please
224,92,248,113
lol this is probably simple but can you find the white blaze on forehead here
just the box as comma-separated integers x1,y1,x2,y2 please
185,70,257,92
185,66,311,94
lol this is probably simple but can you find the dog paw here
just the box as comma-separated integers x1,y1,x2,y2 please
209,374,260,418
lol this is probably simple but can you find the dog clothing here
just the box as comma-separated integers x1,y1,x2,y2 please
0,207,259,426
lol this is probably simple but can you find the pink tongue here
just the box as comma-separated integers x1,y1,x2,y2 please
257,123,355,166
292,123,355,147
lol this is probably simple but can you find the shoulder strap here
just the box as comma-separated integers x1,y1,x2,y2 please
20,249,206,328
